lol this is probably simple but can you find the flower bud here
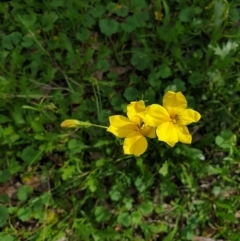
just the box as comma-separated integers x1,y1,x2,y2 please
60,119,81,128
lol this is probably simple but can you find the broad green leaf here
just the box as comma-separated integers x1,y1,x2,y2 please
0,204,9,227
117,212,131,227
76,28,91,43
139,201,153,216
94,206,111,222
17,207,32,221
188,72,204,86
124,87,140,101
109,189,122,201
0,170,11,183
159,161,169,176
99,19,119,36
131,51,151,70
89,4,105,18
158,64,172,79
17,185,33,201
20,146,42,164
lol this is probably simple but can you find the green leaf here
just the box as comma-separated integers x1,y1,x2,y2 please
17,185,33,201
188,72,204,86
2,32,22,50
110,93,126,111
131,51,151,70
82,14,96,28
96,59,110,72
0,204,9,227
41,12,59,32
215,130,236,149
159,161,169,177
173,78,186,91
131,211,142,224
0,234,14,241
20,146,42,164
17,207,32,221
109,188,122,201
0,114,11,124
117,212,131,227
144,87,155,103
121,16,138,32
94,206,111,222
229,8,240,22
158,64,172,79
124,87,140,101
116,6,129,17
76,28,91,43
19,13,37,28
139,201,153,216
148,71,161,88
132,0,147,10
0,170,11,183
21,35,34,47
179,7,195,22
99,19,119,36
89,4,105,18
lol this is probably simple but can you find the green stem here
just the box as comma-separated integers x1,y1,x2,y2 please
90,123,108,129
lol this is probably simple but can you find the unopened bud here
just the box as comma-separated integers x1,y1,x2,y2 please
60,119,81,128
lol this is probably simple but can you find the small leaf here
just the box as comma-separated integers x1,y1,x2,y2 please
20,146,42,164
89,4,105,18
17,207,32,221
17,185,33,201
158,64,172,79
0,170,11,183
94,206,111,222
99,19,119,36
0,204,9,227
117,212,131,227
139,201,153,216
109,188,122,201
159,161,169,176
76,28,90,43
131,51,151,70
179,7,195,22
124,87,140,101
188,72,204,86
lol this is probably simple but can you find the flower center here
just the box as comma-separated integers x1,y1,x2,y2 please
171,115,178,124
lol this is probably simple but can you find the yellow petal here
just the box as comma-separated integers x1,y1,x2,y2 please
177,109,201,125
123,132,148,156
176,125,192,144
141,124,156,138
107,115,137,138
127,100,146,121
144,104,170,127
163,91,187,116
156,122,178,147
128,116,142,128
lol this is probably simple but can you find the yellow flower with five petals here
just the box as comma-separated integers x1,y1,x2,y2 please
107,100,156,156
144,91,201,147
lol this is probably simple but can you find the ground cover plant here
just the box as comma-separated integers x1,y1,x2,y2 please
0,0,240,240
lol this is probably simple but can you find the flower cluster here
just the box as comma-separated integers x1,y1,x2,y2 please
61,91,201,157
107,91,201,156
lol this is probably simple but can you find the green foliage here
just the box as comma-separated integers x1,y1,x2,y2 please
0,0,240,240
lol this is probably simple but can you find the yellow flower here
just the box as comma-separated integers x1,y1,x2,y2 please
107,100,156,156
144,91,201,147
154,11,163,21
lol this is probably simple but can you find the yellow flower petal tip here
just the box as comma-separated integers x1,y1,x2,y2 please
60,119,81,128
